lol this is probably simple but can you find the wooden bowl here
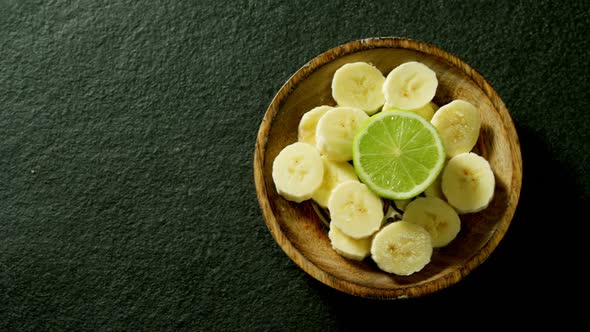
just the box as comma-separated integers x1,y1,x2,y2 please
253,37,522,299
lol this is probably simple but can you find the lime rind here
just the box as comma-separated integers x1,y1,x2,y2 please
352,111,445,200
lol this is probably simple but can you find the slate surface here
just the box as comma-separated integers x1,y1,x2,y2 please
1,0,588,330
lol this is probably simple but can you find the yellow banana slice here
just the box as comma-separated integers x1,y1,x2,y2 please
297,105,333,147
328,225,372,261
331,62,385,115
382,101,438,121
424,173,444,200
403,197,461,247
311,157,358,208
441,152,495,213
272,142,324,203
431,100,481,158
328,181,383,239
315,106,368,161
371,221,433,276
382,61,438,110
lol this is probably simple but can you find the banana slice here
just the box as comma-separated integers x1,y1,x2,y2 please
441,152,495,213
298,105,333,147
431,102,440,112
328,181,383,239
311,157,358,208
393,199,411,212
431,100,481,158
403,197,461,247
329,225,372,261
424,173,444,200
382,101,437,121
382,61,438,111
316,106,369,161
331,62,385,115
272,142,324,203
371,221,432,276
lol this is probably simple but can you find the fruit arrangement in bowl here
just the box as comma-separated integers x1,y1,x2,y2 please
254,38,522,299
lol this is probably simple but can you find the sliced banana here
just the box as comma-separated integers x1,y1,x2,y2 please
371,221,432,276
316,106,369,162
431,102,440,112
298,105,333,147
382,61,438,111
311,157,358,208
328,181,383,239
441,152,495,213
393,199,412,212
331,62,385,115
403,197,461,247
431,100,481,158
424,173,444,200
329,225,372,261
382,101,437,121
272,142,324,203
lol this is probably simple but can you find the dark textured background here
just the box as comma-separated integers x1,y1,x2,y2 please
1,0,589,330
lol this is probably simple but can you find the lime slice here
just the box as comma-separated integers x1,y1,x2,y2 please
352,111,445,200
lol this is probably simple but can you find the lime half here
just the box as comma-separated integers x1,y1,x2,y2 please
352,111,445,200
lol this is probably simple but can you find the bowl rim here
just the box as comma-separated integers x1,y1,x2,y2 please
253,37,522,299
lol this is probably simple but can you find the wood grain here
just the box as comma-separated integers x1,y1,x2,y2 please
253,37,522,299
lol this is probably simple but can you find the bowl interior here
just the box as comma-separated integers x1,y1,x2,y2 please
255,38,521,299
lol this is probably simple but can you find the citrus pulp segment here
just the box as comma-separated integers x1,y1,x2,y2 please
352,111,445,200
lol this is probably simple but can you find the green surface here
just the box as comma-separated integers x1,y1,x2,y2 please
1,0,588,330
